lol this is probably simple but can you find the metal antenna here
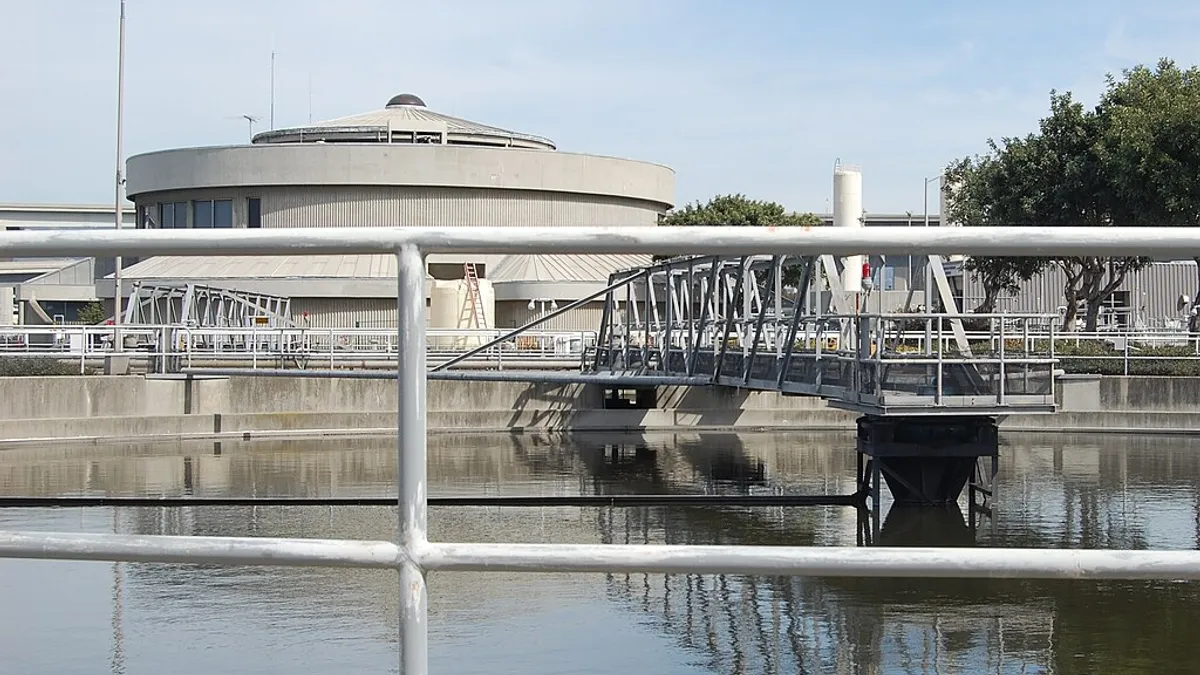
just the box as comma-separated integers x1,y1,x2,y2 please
269,37,276,129
224,114,262,141
241,114,261,140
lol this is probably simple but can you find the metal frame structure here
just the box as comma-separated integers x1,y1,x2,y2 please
589,253,1058,416
3,226,1200,675
125,282,293,328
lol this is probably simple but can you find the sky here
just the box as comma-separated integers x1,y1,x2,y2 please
2,0,1199,215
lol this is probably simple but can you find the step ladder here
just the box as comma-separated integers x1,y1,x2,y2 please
463,263,488,329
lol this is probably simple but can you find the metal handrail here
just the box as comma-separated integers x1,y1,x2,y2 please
4,226,1200,675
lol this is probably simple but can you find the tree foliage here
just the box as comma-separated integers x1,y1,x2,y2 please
77,301,108,325
1098,60,1200,329
657,194,823,286
945,59,1200,331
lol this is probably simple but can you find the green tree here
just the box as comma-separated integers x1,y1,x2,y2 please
943,77,1192,330
77,301,108,325
657,194,823,286
943,157,1047,314
1096,59,1200,329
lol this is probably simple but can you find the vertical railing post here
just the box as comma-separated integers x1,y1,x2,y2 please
935,315,944,405
998,318,1006,406
396,244,428,675
664,266,673,374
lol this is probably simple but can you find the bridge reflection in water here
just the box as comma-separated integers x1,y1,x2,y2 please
2,432,1200,674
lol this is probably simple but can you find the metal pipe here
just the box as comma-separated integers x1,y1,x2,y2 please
0,494,861,508
5,226,1200,258
112,0,127,353
8,532,1200,581
778,258,815,388
178,367,711,386
432,272,639,372
395,245,427,675
0,531,401,568
714,258,746,378
687,259,720,375
419,542,1200,579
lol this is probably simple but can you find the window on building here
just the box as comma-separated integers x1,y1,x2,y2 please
193,199,234,228
193,200,213,228
158,202,187,228
214,199,233,228
247,198,262,228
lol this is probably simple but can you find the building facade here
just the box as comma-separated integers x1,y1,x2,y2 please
117,93,675,330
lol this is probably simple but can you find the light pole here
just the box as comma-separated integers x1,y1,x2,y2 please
922,175,941,353
112,0,126,355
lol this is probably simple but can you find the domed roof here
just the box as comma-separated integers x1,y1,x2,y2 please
386,93,426,107
251,92,555,150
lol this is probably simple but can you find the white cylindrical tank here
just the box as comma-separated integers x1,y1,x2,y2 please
834,163,864,293
0,286,13,326
428,278,496,348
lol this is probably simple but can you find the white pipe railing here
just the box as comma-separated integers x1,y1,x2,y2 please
0,325,597,371
4,226,1200,674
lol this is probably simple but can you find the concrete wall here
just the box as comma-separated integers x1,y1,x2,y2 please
0,375,854,443
126,144,675,210
1055,375,1200,412
6,374,1200,443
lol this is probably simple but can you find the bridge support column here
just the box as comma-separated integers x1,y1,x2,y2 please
856,415,998,507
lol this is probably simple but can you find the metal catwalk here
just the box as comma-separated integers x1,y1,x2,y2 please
588,253,1059,417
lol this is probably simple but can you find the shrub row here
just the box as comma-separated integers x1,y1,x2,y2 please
0,357,82,377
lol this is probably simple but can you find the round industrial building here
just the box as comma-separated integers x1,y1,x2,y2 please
121,93,675,333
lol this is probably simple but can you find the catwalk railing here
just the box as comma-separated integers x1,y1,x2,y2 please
593,313,1061,415
3,225,1200,674
588,250,1060,414
0,325,596,372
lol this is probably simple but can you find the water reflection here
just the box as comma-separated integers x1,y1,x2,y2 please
2,432,1200,674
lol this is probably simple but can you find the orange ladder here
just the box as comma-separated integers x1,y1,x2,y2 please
463,263,487,329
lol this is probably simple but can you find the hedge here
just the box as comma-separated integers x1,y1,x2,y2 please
0,357,82,376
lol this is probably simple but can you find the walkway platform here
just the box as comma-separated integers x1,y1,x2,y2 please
587,254,1059,417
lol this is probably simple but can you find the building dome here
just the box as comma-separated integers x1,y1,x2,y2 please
251,92,555,150
386,93,426,107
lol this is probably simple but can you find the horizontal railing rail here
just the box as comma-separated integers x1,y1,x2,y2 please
4,226,1200,674
0,324,597,373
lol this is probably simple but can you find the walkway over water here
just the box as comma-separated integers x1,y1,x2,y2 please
587,254,1059,417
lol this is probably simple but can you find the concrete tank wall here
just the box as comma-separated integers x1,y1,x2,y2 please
6,375,1200,442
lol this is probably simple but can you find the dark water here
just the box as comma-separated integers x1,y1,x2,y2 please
2,431,1199,674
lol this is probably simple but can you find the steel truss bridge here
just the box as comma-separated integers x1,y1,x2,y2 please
587,253,1059,417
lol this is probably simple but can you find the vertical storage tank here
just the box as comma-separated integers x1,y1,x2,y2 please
0,287,13,326
833,162,864,293
428,278,496,348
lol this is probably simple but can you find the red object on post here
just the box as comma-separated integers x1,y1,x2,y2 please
862,262,871,280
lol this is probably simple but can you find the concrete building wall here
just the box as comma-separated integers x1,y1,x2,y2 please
126,144,675,211
133,185,665,230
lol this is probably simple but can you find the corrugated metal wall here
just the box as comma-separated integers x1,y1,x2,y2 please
961,261,1199,325
292,297,609,334
494,301,608,333
291,298,399,329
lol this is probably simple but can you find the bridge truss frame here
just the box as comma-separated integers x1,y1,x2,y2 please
1,225,1200,675
590,253,1059,416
